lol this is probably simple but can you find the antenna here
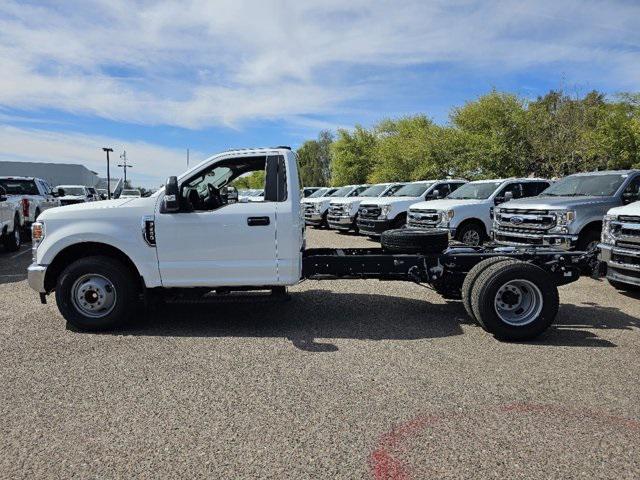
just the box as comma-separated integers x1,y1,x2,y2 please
117,149,133,186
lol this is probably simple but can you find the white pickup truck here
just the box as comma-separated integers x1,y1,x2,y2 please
0,176,60,230
0,185,24,251
28,147,595,341
599,200,640,291
408,178,551,246
327,183,404,232
302,184,369,228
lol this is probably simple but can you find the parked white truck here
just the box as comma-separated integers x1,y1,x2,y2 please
28,147,595,341
56,185,97,206
356,180,467,237
0,185,24,251
407,178,551,246
327,183,404,232
0,176,60,230
600,200,640,291
303,184,369,228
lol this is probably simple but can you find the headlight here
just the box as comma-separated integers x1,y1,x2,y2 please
31,221,45,262
438,210,454,225
313,203,322,213
553,210,576,226
380,205,392,219
601,214,617,245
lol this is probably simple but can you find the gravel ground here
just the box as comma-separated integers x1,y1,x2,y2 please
1,229,639,479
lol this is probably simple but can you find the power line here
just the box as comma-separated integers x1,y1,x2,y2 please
118,150,133,185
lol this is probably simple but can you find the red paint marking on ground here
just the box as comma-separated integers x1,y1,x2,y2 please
369,404,640,480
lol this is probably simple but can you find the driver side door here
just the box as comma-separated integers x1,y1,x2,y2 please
154,155,280,287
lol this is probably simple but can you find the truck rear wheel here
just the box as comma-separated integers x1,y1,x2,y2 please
3,216,21,252
461,257,512,326
470,261,559,341
55,256,138,331
381,228,449,254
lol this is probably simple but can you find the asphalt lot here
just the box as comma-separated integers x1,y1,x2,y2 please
1,230,639,479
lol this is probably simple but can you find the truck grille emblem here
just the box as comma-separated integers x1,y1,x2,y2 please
510,216,524,225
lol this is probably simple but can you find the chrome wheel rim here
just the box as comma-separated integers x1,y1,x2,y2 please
71,274,117,318
494,279,543,326
14,227,20,246
462,229,481,246
586,239,599,251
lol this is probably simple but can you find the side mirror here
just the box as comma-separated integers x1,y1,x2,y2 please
0,186,6,202
430,189,440,199
57,188,65,197
504,191,514,202
162,176,180,213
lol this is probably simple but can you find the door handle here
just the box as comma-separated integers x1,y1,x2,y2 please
247,216,270,226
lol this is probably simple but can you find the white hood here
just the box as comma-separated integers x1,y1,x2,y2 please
410,198,484,210
608,201,640,217
40,197,152,220
359,196,421,207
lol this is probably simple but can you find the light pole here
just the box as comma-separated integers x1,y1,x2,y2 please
102,147,113,199
118,150,133,187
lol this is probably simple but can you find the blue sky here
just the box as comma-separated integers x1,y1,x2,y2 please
1,0,639,187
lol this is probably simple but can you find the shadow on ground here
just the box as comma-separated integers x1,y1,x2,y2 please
71,287,640,351
86,290,466,351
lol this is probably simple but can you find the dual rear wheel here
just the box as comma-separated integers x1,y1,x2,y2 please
461,258,559,340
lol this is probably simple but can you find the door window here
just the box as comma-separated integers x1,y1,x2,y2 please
498,183,523,200
622,176,640,204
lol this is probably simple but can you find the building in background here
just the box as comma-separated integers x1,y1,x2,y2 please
0,161,100,187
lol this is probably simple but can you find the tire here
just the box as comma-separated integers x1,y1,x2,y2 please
456,222,485,246
381,228,449,254
608,279,640,293
461,257,512,326
55,256,138,331
3,216,21,252
392,214,407,229
577,228,600,252
470,261,559,341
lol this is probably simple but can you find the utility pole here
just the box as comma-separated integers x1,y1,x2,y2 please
118,150,133,187
102,147,113,199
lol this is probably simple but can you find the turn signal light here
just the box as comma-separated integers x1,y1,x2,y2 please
32,222,44,242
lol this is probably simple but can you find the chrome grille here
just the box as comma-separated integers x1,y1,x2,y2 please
329,204,347,216
407,209,440,228
358,206,381,219
612,216,640,247
495,208,555,232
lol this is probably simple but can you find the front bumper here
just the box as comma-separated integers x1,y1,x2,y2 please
493,230,577,250
356,217,394,236
327,215,355,230
599,244,640,286
28,263,47,293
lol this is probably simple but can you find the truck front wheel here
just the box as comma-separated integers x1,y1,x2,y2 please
3,215,21,252
470,261,559,341
55,256,138,331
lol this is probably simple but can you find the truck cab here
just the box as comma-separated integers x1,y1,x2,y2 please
0,176,59,228
357,180,467,237
408,178,551,246
493,170,640,251
600,200,640,291
302,184,368,228
327,182,405,232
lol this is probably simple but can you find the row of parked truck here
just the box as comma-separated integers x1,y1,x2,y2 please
302,170,640,290
0,175,142,252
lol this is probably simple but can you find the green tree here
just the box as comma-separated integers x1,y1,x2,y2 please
297,130,334,186
330,125,377,185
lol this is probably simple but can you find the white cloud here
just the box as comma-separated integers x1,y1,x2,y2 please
0,125,199,187
0,0,638,129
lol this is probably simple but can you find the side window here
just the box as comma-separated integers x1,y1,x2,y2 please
435,183,450,197
449,182,464,193
622,176,640,203
350,186,368,196
499,182,523,199
522,182,548,197
264,155,287,202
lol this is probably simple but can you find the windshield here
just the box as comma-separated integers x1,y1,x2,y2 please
447,181,502,200
308,188,328,198
391,182,433,197
360,184,389,197
122,189,141,196
541,174,627,197
0,179,39,195
60,187,86,196
330,186,353,197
